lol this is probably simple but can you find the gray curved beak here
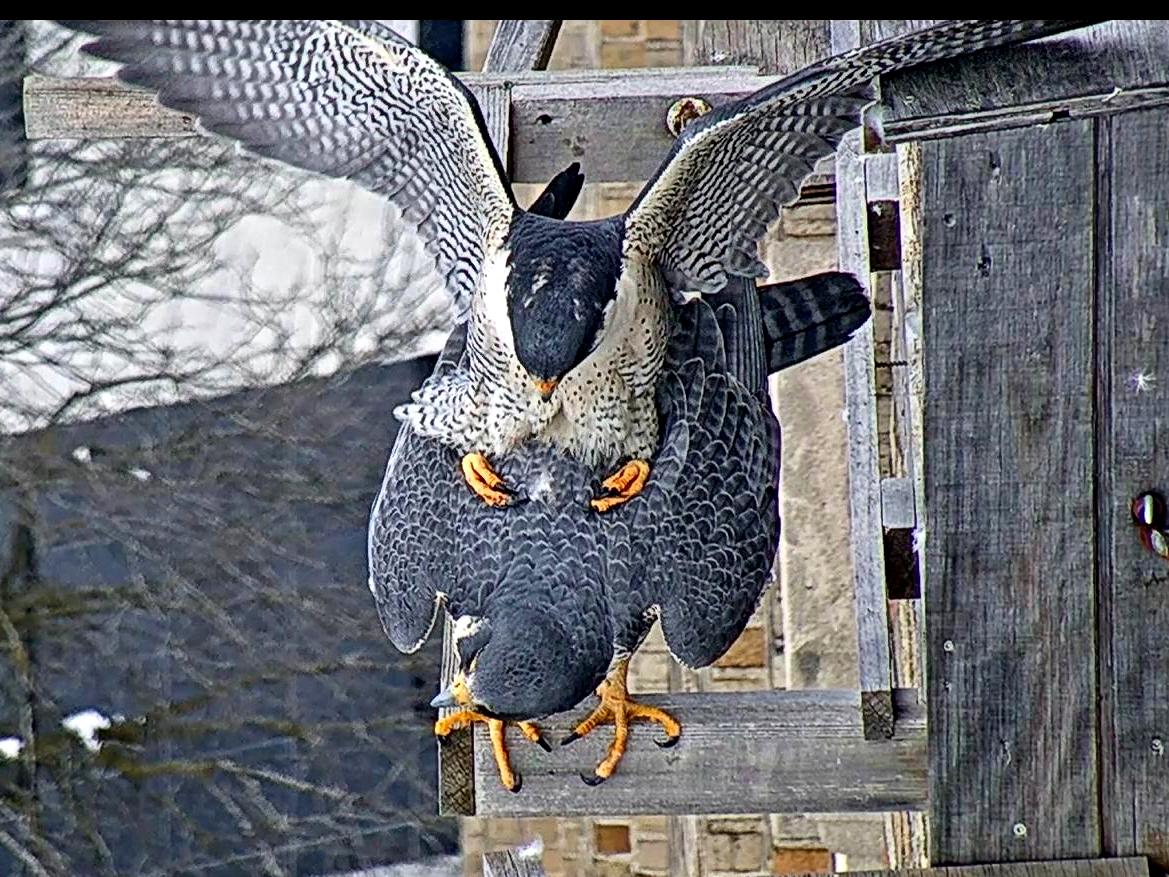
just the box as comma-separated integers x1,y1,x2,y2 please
430,687,458,709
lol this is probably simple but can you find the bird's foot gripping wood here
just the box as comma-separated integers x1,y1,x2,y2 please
589,459,651,513
434,710,550,793
461,452,523,508
561,658,680,784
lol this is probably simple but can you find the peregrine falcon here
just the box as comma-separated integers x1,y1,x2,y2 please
369,270,869,789
60,20,1099,513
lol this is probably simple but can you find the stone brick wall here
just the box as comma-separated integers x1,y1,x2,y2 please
459,20,893,877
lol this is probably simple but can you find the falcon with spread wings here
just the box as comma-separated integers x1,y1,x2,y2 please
61,19,1099,512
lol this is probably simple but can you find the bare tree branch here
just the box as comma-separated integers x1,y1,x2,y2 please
1,20,457,876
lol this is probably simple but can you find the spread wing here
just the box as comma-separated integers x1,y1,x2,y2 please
622,286,780,668
624,20,1099,294
634,352,781,669
61,19,516,316
366,328,469,652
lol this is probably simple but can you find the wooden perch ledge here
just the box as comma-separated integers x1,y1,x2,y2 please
454,688,925,817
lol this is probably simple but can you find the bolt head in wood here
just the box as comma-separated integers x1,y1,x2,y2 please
666,97,712,137
1132,491,1166,529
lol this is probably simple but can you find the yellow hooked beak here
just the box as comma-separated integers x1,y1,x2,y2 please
533,378,559,401
430,672,473,709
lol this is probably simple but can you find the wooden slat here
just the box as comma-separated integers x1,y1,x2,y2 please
837,129,894,740
1099,107,1169,871
483,848,547,877
881,478,916,530
477,82,511,172
472,688,925,816
436,79,511,817
896,142,927,703
667,646,705,876
923,121,1099,863
879,22,1169,143
483,20,561,72
845,859,1149,877
437,615,474,816
22,68,771,183
685,20,833,75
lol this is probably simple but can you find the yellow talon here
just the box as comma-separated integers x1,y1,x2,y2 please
560,658,681,783
590,459,651,513
461,452,517,508
435,709,547,792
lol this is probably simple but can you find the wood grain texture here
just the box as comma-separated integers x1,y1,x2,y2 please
23,74,197,138
438,615,474,816
845,859,1149,877
860,21,945,45
896,142,927,698
482,848,547,877
683,20,832,74
880,22,1169,141
477,83,511,175
482,20,561,73
882,478,916,530
923,121,1100,863
473,689,925,816
837,130,894,733
23,68,771,183
667,638,705,876
1098,107,1169,872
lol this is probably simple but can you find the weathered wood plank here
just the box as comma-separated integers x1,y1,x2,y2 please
483,20,561,73
923,121,1099,863
684,20,832,74
880,87,1169,145
1099,107,1169,872
436,79,511,816
473,688,925,816
667,625,706,875
482,847,547,877
22,68,771,183
845,859,1149,877
896,142,927,703
437,614,474,816
477,83,511,173
837,129,894,740
859,21,944,45
881,478,916,530
880,21,1169,142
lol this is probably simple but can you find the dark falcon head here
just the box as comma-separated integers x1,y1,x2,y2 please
430,609,609,721
505,213,623,400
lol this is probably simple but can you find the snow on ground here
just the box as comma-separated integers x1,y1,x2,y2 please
61,708,114,752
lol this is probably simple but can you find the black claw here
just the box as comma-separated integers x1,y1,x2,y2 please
507,770,523,794
535,733,552,753
560,731,581,747
499,483,529,507
580,771,606,786
654,735,680,749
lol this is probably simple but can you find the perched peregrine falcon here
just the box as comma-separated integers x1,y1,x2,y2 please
369,271,869,789
60,20,1100,513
